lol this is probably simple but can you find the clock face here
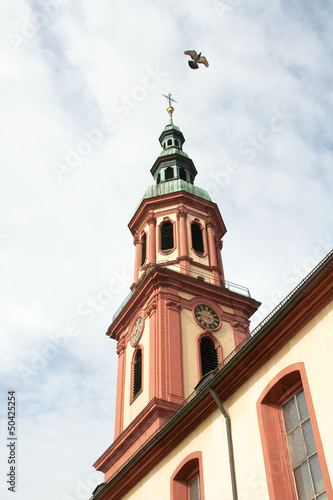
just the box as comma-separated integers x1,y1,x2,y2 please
131,317,143,345
194,305,220,330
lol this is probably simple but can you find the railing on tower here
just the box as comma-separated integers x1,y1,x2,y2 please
112,261,251,322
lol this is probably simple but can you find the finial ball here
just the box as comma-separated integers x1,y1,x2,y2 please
167,105,174,115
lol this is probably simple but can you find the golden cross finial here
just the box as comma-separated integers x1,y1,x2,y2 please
162,93,177,120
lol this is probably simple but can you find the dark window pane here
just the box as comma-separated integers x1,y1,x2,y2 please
191,224,204,255
165,166,173,180
294,461,314,500
161,222,174,252
200,337,218,376
303,419,316,457
309,454,325,494
287,427,307,467
141,234,146,267
133,349,142,398
283,396,299,432
189,475,201,500
297,390,309,421
179,167,187,181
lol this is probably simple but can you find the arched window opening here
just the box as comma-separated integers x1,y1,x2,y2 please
179,167,187,181
191,223,204,255
257,365,331,499
161,222,174,252
200,337,218,377
171,453,204,500
165,166,174,180
132,348,142,398
167,139,172,146
157,173,161,184
141,234,146,267
175,139,180,147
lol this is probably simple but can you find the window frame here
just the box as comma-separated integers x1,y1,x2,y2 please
171,452,205,500
140,232,147,268
257,363,332,500
197,333,222,380
130,346,143,403
159,218,176,255
190,220,207,258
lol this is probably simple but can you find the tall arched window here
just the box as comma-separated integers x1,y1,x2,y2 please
257,364,332,499
132,348,142,399
161,221,174,252
191,223,204,255
200,336,218,377
141,233,146,267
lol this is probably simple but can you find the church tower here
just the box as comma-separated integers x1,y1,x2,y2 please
93,101,260,481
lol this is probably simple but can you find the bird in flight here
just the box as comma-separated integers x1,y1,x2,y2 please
184,50,209,69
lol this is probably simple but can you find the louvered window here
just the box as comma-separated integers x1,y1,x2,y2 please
200,337,218,377
165,166,174,180
179,167,187,181
191,224,204,255
161,222,174,252
141,234,146,267
133,349,142,398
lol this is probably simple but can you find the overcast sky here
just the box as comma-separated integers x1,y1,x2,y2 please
1,1,332,499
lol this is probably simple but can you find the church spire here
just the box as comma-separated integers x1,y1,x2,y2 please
150,94,197,186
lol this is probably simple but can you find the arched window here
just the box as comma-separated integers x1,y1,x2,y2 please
161,221,174,252
175,139,180,147
141,234,146,267
167,139,172,146
132,348,142,399
165,166,174,180
257,364,331,500
179,167,187,181
171,452,204,500
157,173,161,184
191,223,204,255
200,336,218,377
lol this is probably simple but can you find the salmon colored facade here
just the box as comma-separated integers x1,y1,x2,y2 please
91,109,333,500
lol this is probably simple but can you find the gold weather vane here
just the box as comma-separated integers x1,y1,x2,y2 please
162,93,177,121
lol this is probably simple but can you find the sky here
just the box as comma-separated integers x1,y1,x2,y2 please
0,1,332,499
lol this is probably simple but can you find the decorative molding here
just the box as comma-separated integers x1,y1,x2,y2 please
146,299,157,317
133,233,140,245
166,300,183,311
146,211,157,226
177,204,187,219
116,337,127,356
206,219,215,230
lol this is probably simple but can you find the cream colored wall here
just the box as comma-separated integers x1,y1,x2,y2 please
122,316,150,429
227,301,333,499
119,301,333,499
121,410,233,500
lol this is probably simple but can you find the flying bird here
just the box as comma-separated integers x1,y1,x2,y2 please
184,50,209,69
